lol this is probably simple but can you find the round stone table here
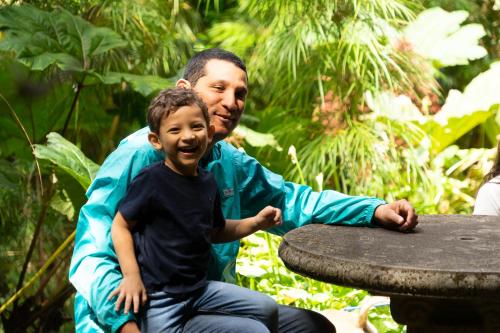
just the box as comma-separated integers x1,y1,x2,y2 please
278,215,500,333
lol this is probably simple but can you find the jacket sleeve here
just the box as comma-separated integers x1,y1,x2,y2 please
69,131,161,332
236,150,386,236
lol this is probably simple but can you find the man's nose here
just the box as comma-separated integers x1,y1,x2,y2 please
222,91,237,111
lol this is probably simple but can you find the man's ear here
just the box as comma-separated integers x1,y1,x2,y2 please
148,132,163,151
207,124,215,143
176,79,191,89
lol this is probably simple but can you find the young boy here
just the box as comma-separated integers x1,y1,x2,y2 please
110,88,282,333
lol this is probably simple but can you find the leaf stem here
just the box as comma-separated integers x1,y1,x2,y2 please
62,79,84,137
0,93,44,195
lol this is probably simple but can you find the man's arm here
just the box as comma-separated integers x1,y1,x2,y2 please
69,128,161,333
233,147,417,234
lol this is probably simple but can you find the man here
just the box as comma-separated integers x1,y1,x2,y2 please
69,48,418,333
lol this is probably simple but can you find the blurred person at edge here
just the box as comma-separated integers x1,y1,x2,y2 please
474,140,500,216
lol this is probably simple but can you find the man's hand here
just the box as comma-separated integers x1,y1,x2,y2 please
373,200,418,232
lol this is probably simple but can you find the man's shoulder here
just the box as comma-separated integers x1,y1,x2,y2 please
215,140,256,163
117,127,152,150
102,127,161,166
87,128,162,194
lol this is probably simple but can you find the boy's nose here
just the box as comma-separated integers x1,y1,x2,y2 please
182,131,195,141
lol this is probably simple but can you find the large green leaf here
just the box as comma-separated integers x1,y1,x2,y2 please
403,7,487,67
0,4,126,72
34,132,99,190
368,63,500,153
423,62,500,152
233,125,282,150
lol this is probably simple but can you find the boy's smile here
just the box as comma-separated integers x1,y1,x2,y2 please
148,105,213,176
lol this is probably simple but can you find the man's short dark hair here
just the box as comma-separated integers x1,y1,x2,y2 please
183,48,247,85
147,88,209,134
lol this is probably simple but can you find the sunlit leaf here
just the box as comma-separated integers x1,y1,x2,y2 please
49,188,75,220
403,7,487,67
421,63,500,153
233,125,281,150
34,132,99,189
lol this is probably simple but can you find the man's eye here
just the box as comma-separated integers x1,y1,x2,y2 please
213,85,224,91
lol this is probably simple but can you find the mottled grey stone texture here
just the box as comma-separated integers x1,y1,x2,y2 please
279,215,500,298
279,215,500,332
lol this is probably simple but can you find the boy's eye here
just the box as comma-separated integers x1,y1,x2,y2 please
193,123,205,130
168,128,180,133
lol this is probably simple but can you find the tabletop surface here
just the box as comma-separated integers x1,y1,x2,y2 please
278,215,500,299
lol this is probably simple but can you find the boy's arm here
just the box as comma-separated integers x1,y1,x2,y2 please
110,212,147,315
212,206,282,243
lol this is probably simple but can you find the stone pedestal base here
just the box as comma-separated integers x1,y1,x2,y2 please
390,296,500,333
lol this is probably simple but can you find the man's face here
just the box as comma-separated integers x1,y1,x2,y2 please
191,59,247,142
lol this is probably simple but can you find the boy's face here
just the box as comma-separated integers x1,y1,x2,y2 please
179,59,248,143
148,105,214,176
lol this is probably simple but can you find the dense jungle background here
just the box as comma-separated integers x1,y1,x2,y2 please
0,0,498,331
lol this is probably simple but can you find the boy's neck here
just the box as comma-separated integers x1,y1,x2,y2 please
164,159,198,177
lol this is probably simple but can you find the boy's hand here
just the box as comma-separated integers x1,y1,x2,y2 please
254,206,282,230
109,273,148,314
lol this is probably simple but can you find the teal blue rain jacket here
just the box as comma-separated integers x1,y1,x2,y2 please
69,127,385,332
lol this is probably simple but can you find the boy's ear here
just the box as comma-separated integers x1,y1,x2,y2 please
176,79,191,89
148,132,163,150
207,124,215,143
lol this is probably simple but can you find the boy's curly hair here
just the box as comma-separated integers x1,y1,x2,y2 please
147,88,209,134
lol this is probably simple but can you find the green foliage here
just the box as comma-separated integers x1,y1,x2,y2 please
86,0,202,76
34,132,99,190
0,4,127,73
403,7,487,67
368,62,500,154
237,232,405,332
98,72,175,97
0,1,498,332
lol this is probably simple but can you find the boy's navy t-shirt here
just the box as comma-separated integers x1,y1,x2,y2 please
118,161,226,294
